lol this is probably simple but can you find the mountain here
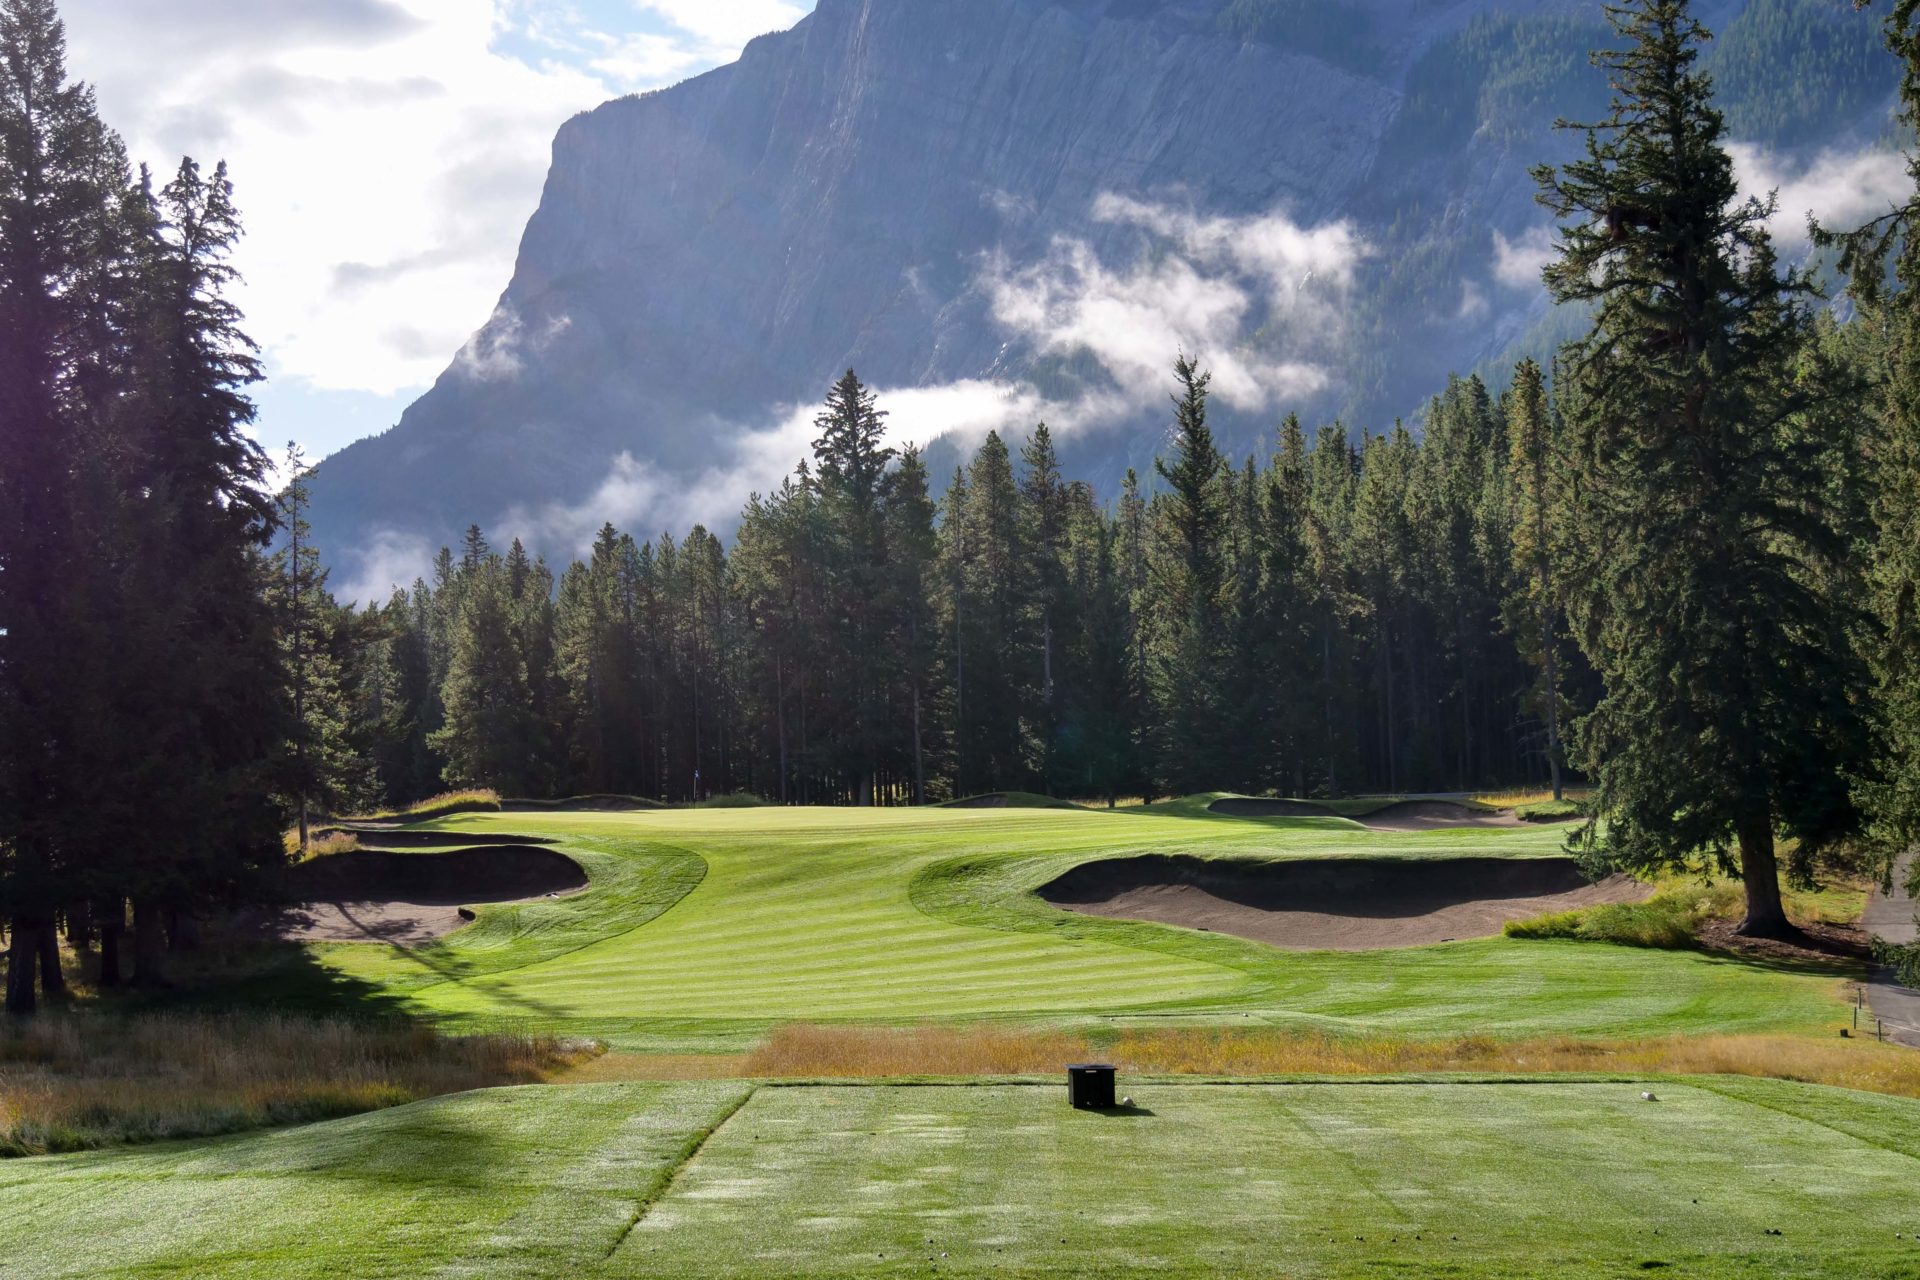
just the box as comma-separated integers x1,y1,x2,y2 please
306,0,1897,595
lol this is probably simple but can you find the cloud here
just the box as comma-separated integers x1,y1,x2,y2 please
496,379,1111,558
337,528,438,609
1729,142,1911,245
495,192,1367,559
633,0,809,49
984,195,1368,413
1492,226,1556,291
58,0,815,463
1457,281,1490,321
455,304,574,382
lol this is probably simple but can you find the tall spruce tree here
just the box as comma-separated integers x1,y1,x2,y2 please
1822,0,1920,884
270,452,367,843
812,371,894,804
1146,356,1232,794
1537,0,1871,936
121,157,285,983
0,0,132,1011
1502,359,1569,800
431,554,534,794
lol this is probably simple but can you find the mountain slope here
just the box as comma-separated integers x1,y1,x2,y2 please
306,0,1896,593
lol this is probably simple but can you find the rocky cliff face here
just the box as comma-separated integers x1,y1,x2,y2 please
307,0,1894,591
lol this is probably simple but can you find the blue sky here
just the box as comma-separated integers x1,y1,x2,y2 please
60,0,816,467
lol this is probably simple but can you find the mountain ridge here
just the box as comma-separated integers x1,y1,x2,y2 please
307,0,1897,598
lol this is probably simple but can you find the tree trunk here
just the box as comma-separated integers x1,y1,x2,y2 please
5,919,41,1016
1542,601,1564,803
911,680,926,807
37,922,66,1000
1735,809,1798,940
133,900,169,989
98,905,124,989
66,900,93,950
169,907,202,952
775,652,789,805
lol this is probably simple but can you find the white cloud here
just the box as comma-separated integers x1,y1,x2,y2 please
985,195,1367,413
337,528,438,609
58,0,811,460
495,378,1107,558
455,304,574,382
1492,226,1556,291
588,31,709,84
1729,142,1911,245
634,0,807,49
1457,280,1490,321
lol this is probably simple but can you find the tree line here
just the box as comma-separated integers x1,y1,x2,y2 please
0,0,284,1011
293,358,1575,816
10,0,1920,1016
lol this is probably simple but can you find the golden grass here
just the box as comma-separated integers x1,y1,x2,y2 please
739,1023,1920,1098
559,1052,751,1082
345,789,501,823
1471,787,1594,809
0,1013,598,1156
284,829,361,860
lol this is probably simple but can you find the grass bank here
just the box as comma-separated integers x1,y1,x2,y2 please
739,1023,1919,1096
0,1012,594,1155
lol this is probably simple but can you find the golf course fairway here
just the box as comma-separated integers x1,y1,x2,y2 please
296,801,1852,1048
7,1077,1920,1278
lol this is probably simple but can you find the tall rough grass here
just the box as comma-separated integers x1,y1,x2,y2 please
346,789,502,823
0,1013,594,1156
741,1024,1920,1098
283,829,361,861
1505,875,1866,949
1470,788,1593,809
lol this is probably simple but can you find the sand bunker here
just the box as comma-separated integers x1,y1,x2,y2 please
266,846,587,946
1208,798,1522,831
1041,854,1646,950
319,828,558,850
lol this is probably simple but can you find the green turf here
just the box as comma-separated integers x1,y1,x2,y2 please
285,804,1853,1050
6,1078,1920,1278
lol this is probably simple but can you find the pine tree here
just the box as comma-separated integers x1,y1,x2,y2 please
0,0,133,1011
1821,0,1920,884
1020,424,1071,787
941,433,1033,793
1536,0,1872,936
1502,360,1569,800
812,371,894,804
271,449,368,842
1262,414,1316,795
431,555,533,794
1146,355,1232,794
885,447,941,803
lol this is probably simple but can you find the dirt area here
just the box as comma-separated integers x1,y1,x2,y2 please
1041,854,1647,951
1208,798,1523,831
1696,918,1870,966
253,846,588,946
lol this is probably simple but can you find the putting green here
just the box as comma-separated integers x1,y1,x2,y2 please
303,804,1852,1047
5,1078,1919,1278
